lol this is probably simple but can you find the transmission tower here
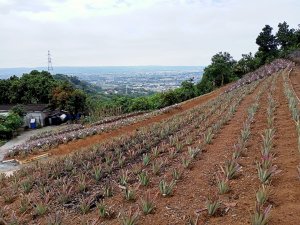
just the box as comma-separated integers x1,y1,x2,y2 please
47,50,53,72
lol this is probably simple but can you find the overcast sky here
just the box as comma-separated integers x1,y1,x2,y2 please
0,0,299,68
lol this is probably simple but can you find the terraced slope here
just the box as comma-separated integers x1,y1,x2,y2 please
0,62,299,225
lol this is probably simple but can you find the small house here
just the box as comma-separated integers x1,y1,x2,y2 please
0,104,49,128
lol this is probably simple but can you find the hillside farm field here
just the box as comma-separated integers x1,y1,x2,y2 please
0,61,299,225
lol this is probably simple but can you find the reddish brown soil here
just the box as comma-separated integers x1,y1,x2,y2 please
2,71,300,225
19,88,224,162
289,65,300,101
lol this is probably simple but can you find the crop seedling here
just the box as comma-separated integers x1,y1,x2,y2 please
152,160,164,175
257,163,278,184
142,153,150,166
256,185,269,206
119,170,129,186
241,122,251,142
169,148,177,159
182,156,192,169
204,128,214,144
251,204,272,225
140,193,155,215
206,199,221,216
78,173,88,192
47,212,63,225
216,176,230,194
124,188,135,201
21,178,33,194
138,171,150,186
19,195,30,213
188,146,202,159
261,129,275,155
93,165,102,182
103,184,113,197
120,208,139,225
34,194,50,216
118,155,126,168
79,196,92,215
159,179,176,197
220,159,241,180
96,200,113,219
172,168,183,180
151,146,160,158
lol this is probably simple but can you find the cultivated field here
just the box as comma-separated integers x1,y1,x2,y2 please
0,59,299,225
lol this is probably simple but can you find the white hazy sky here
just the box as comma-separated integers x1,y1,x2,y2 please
0,0,299,68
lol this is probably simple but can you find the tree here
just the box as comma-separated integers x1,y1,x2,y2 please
199,52,237,88
51,82,87,116
233,53,260,77
276,21,296,52
256,25,278,64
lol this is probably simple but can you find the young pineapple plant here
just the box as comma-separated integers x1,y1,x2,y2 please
251,204,272,225
206,198,221,216
124,187,136,201
182,156,192,169
261,129,275,156
257,163,278,184
172,168,183,181
120,208,139,225
96,200,114,219
216,175,230,194
138,171,150,186
220,158,241,180
159,179,176,197
79,196,92,215
152,159,164,175
256,185,269,206
140,192,155,215
204,128,214,144
142,153,150,166
93,165,102,182
119,170,129,186
188,146,202,159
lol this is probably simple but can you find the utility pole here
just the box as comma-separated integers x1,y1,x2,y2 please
48,50,53,72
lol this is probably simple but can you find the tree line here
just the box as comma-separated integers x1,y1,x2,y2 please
0,70,87,116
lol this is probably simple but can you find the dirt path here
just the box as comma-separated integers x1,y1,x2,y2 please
20,88,224,163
